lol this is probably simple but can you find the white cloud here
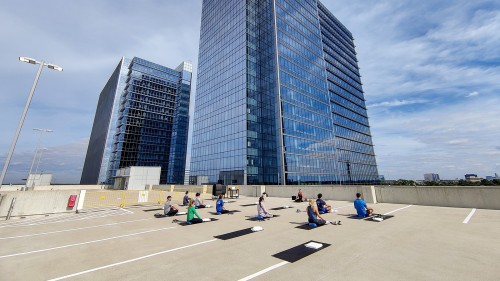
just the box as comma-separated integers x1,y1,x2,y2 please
324,0,500,180
446,139,469,145
368,99,429,108
0,138,88,184
466,91,479,97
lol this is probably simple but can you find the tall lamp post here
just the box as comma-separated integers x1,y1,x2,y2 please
26,128,53,190
0,57,63,189
29,148,49,189
34,148,48,175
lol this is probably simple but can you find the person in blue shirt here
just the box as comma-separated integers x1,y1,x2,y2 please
216,194,229,214
354,193,374,218
316,193,332,213
182,191,190,206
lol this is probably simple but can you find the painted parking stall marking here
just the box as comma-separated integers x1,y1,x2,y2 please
47,239,217,281
0,218,153,240
463,208,477,224
0,227,176,259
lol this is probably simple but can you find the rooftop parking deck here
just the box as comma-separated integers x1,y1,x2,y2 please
0,196,499,281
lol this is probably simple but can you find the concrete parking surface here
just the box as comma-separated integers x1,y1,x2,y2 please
0,196,499,281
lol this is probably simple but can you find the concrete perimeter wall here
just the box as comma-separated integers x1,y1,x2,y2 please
242,185,377,204
0,190,80,218
0,185,110,191
239,185,500,210
376,186,500,209
1,185,499,219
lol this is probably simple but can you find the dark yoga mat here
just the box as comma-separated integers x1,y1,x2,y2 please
246,215,280,221
214,228,255,240
177,218,219,226
208,210,241,215
273,240,331,263
143,208,163,212
240,203,257,207
269,207,292,211
365,214,394,222
295,223,327,230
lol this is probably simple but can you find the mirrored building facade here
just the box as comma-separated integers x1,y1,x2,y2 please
190,0,378,185
81,57,192,185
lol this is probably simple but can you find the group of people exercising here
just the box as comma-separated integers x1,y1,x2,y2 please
163,189,374,225
164,191,230,224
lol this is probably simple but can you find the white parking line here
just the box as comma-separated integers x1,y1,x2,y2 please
384,205,413,215
0,226,176,259
47,239,218,281
238,261,289,281
0,218,153,240
120,208,134,214
333,204,352,210
0,209,131,228
463,208,476,224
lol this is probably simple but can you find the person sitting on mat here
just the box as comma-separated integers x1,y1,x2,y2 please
354,192,374,218
294,189,305,202
187,199,203,224
183,191,190,206
194,192,207,208
164,195,178,217
216,194,230,214
316,193,332,213
257,195,273,218
307,199,327,226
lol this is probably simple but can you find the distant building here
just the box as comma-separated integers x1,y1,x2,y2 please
424,173,440,182
183,169,190,185
190,0,379,185
81,57,192,185
113,166,161,190
465,174,482,183
485,173,499,181
26,173,52,188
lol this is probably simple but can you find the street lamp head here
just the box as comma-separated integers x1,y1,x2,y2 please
19,56,40,64
46,64,63,71
33,128,54,132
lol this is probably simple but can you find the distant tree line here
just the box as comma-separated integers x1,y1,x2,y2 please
383,179,500,186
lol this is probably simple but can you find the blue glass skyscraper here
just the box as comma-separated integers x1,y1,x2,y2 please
81,57,192,185
190,0,378,185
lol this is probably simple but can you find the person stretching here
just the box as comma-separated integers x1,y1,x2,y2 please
194,192,207,208
316,193,332,213
216,195,229,214
294,189,305,202
354,193,374,218
307,199,327,226
257,196,273,218
183,191,190,206
163,196,178,217
187,199,203,224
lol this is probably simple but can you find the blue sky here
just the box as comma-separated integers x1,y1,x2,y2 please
0,0,499,183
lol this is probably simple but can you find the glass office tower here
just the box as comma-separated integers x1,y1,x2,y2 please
190,0,378,185
81,57,192,185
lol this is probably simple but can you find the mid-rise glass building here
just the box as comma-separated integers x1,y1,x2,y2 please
81,57,192,185
190,0,378,185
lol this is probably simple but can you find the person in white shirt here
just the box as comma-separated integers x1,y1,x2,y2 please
194,192,207,208
257,196,273,218
163,196,178,216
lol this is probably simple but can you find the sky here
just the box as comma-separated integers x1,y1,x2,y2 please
0,0,499,184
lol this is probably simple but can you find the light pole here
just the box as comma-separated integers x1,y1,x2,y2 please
29,148,49,189
34,148,48,175
26,129,53,189
0,57,63,189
